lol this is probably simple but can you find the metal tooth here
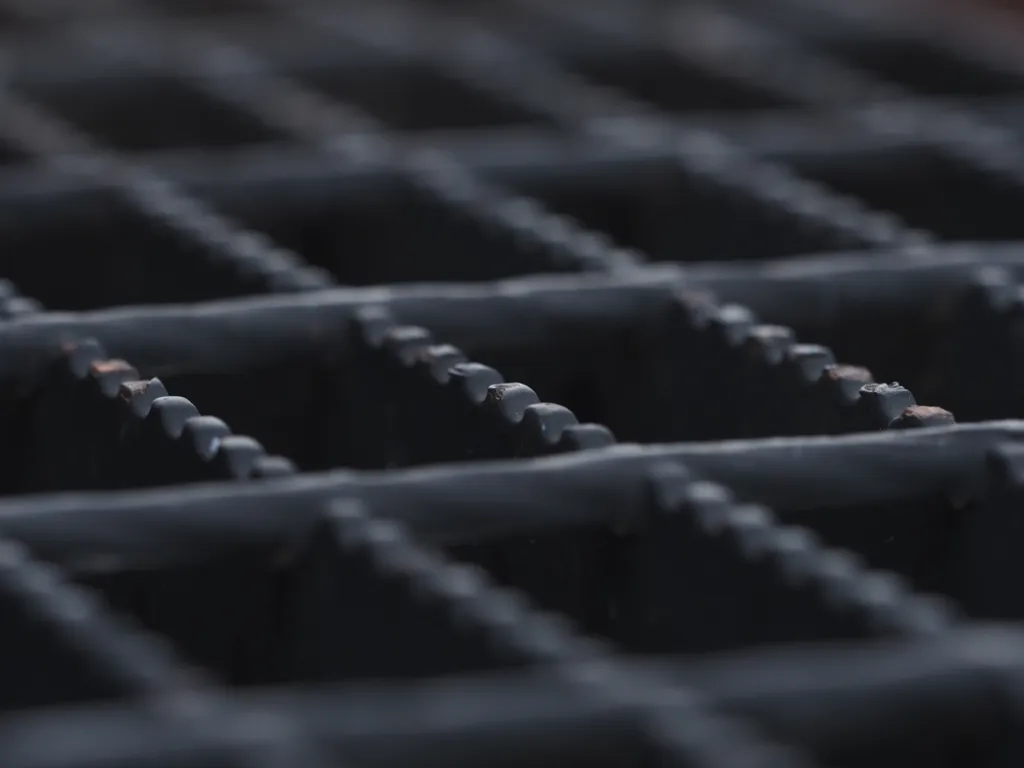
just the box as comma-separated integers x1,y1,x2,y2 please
895,593,961,636
846,571,918,635
483,382,539,427
117,378,170,419
517,402,578,451
533,214,580,253
1005,284,1024,319
985,442,1024,490
669,288,718,330
397,543,457,609
150,194,209,234
0,538,28,572
351,305,396,349
969,266,1016,313
657,462,948,642
720,504,777,561
767,527,822,588
291,266,335,289
423,561,490,613
407,148,464,186
813,550,867,615
681,481,735,536
783,344,836,385
412,343,468,384
87,359,139,399
0,296,42,319
327,498,375,553
448,560,588,664
181,416,232,461
745,324,797,366
228,231,277,262
256,247,302,273
557,423,616,452
492,196,546,232
447,362,505,405
856,382,918,429
60,338,107,379
332,497,593,666
211,435,266,479
381,326,435,368
421,163,484,210
252,455,298,479
146,396,201,440
888,405,956,430
266,266,334,293
497,608,588,665
606,247,645,272
572,231,618,267
709,304,757,346
821,364,874,404
358,516,434,586
648,462,696,517
452,585,530,638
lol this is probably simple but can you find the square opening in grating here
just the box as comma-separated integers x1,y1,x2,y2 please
17,75,285,152
828,37,1024,97
0,141,28,167
0,9,41,32
567,48,799,113
77,556,310,689
293,61,553,132
0,186,255,310
73,523,531,689
203,172,569,285
791,146,1024,241
503,161,844,262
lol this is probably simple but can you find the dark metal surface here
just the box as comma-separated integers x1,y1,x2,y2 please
1,0,1024,765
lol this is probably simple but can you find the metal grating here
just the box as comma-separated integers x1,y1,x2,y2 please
3,0,1024,765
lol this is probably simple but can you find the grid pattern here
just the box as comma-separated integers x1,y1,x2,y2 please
3,0,1024,765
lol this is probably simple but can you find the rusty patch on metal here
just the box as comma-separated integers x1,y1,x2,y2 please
89,359,133,376
118,380,150,401
826,365,873,383
902,405,954,421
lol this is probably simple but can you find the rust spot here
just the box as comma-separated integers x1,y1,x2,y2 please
826,364,873,383
118,380,150,401
902,405,954,421
89,359,133,376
